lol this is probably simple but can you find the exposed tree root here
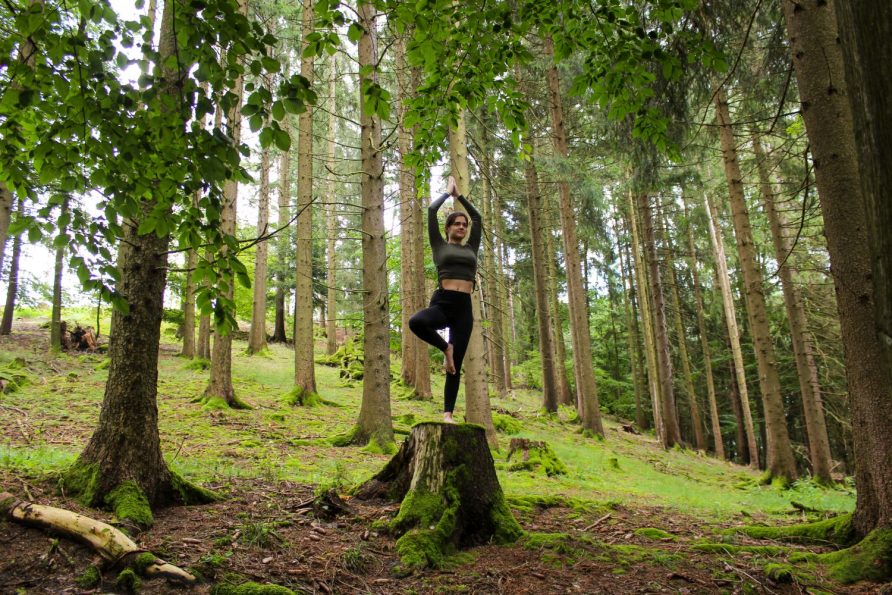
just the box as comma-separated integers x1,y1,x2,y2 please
0,491,196,585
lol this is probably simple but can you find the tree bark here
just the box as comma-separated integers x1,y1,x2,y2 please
50,198,69,351
542,191,572,407
682,198,724,459
752,132,832,482
714,89,796,483
705,192,759,468
180,231,197,358
636,192,681,447
247,140,272,354
293,0,317,398
0,197,24,335
616,211,647,430
325,71,339,357
788,0,892,533
353,1,393,448
271,120,291,344
0,183,11,283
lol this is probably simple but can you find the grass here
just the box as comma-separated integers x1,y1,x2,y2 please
0,311,856,527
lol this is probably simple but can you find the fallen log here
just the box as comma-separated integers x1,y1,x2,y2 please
0,491,195,585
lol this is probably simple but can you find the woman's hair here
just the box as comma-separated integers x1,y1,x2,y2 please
445,211,469,231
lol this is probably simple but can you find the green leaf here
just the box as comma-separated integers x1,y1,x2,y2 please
271,100,285,121
347,22,364,43
283,98,305,115
261,56,280,73
273,129,291,151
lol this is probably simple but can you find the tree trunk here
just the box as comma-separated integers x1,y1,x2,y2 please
353,1,393,449
355,423,521,569
271,121,291,344
412,176,432,399
325,72,339,357
0,197,24,335
752,132,832,482
683,199,724,459
544,40,602,431
788,0,892,534
494,170,513,392
396,34,418,388
543,191,573,407
714,89,796,483
50,198,69,351
450,114,495,443
704,192,759,468
636,192,681,447
203,0,247,409
0,183,11,283
196,311,211,359
293,0,317,400
180,240,197,358
616,211,647,430
627,191,660,436
247,140,272,355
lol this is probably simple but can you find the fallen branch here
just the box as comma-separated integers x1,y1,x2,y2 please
0,491,195,585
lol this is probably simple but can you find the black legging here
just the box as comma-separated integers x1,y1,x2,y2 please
408,289,473,413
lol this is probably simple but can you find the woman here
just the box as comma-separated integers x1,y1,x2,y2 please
409,176,482,423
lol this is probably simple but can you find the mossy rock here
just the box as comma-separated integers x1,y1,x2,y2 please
356,423,522,570
505,438,567,476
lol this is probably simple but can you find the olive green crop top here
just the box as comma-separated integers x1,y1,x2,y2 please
428,193,483,285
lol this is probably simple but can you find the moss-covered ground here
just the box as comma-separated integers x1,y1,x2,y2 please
0,313,872,593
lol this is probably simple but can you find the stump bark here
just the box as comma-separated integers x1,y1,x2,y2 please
356,422,522,569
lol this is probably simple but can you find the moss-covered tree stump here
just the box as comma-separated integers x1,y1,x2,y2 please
506,438,567,476
355,422,522,570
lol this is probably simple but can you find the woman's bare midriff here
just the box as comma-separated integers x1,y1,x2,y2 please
440,279,474,293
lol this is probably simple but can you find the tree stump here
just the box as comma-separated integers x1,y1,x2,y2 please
356,422,522,570
505,438,567,476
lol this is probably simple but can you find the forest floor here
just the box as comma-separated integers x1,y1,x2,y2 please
0,313,883,594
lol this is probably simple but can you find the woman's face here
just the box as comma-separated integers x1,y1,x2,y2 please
447,215,469,242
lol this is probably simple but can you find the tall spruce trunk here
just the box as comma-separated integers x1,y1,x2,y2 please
636,192,681,447
353,1,393,448
543,192,572,407
545,43,602,430
248,138,272,355
450,114,494,441
616,211,648,430
396,34,418,387
271,121,291,344
714,90,796,483
493,172,513,392
705,192,759,467
325,73,339,356
412,181,432,399
50,198,69,351
752,132,832,482
293,0,317,399
180,191,200,358
683,199,724,458
0,197,24,335
787,0,892,534
627,191,661,436
0,184,11,282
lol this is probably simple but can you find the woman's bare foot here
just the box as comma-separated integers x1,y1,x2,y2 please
443,412,456,424
444,344,456,375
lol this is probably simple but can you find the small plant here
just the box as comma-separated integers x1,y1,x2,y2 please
341,545,367,572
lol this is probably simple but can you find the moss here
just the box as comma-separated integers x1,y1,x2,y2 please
283,387,321,407
170,470,220,505
184,358,211,371
396,528,449,569
202,396,231,411
692,543,786,556
521,532,576,554
491,413,522,435
106,481,154,529
61,461,102,506
505,494,608,515
211,581,295,595
489,498,523,544
362,433,397,455
764,563,793,583
75,565,101,588
634,527,676,541
133,552,158,574
116,568,142,593
739,514,856,546
791,528,892,583
758,471,793,489
506,442,567,476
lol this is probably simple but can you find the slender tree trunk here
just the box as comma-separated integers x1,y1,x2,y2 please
683,199,724,459
627,191,660,436
204,0,247,408
395,34,417,387
616,210,647,430
325,72,339,356
271,121,291,344
542,191,573,408
788,0,892,533
705,192,759,468
412,177,432,400
181,194,198,358
293,0,317,398
353,0,393,448
493,171,512,392
0,184,11,282
0,198,24,335
50,198,69,351
714,90,796,483
247,141,272,354
637,192,680,447
752,132,832,482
